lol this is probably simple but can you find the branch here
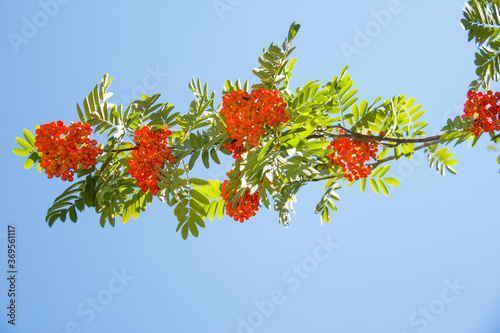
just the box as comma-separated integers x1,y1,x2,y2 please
368,139,440,169
308,127,442,145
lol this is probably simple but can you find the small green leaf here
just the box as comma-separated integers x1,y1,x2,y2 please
445,165,458,175
202,150,210,169
190,200,206,216
69,206,77,222
216,199,225,219
13,148,31,156
16,137,33,150
377,179,389,196
377,165,391,178
190,213,205,228
23,129,36,146
188,150,200,170
188,222,199,238
383,177,400,186
370,179,379,194
189,178,209,186
321,208,330,223
208,201,217,221
24,152,38,169
191,188,210,205
181,223,189,239
209,148,220,164
360,178,366,193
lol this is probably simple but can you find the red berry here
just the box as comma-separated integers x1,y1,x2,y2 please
327,131,379,181
220,171,261,222
34,121,102,182
220,88,289,160
462,90,500,136
128,126,175,196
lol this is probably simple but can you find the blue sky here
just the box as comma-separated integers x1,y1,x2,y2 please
1,0,500,332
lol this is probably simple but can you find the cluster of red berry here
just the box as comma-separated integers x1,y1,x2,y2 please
221,88,291,161
462,90,500,136
220,171,260,222
327,130,379,181
128,126,175,196
34,121,102,181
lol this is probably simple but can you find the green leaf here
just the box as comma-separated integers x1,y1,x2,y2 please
122,202,132,224
69,206,77,222
188,150,200,170
16,137,33,150
12,148,31,156
181,223,189,239
23,129,36,146
202,150,210,169
321,208,330,223
208,201,217,221
383,177,400,186
190,200,206,216
189,178,209,186
190,213,205,228
360,178,366,193
191,188,210,205
445,165,458,175
268,44,284,56
216,199,225,219
188,221,199,238
377,165,391,178
369,179,379,194
24,152,38,169
377,179,389,196
209,148,220,164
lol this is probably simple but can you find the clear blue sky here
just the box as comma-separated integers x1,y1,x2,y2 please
1,0,500,332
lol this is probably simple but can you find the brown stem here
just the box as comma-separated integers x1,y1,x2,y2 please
307,130,442,145
112,147,138,153
298,139,441,185
368,139,440,169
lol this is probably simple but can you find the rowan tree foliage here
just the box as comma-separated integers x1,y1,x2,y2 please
13,1,500,239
